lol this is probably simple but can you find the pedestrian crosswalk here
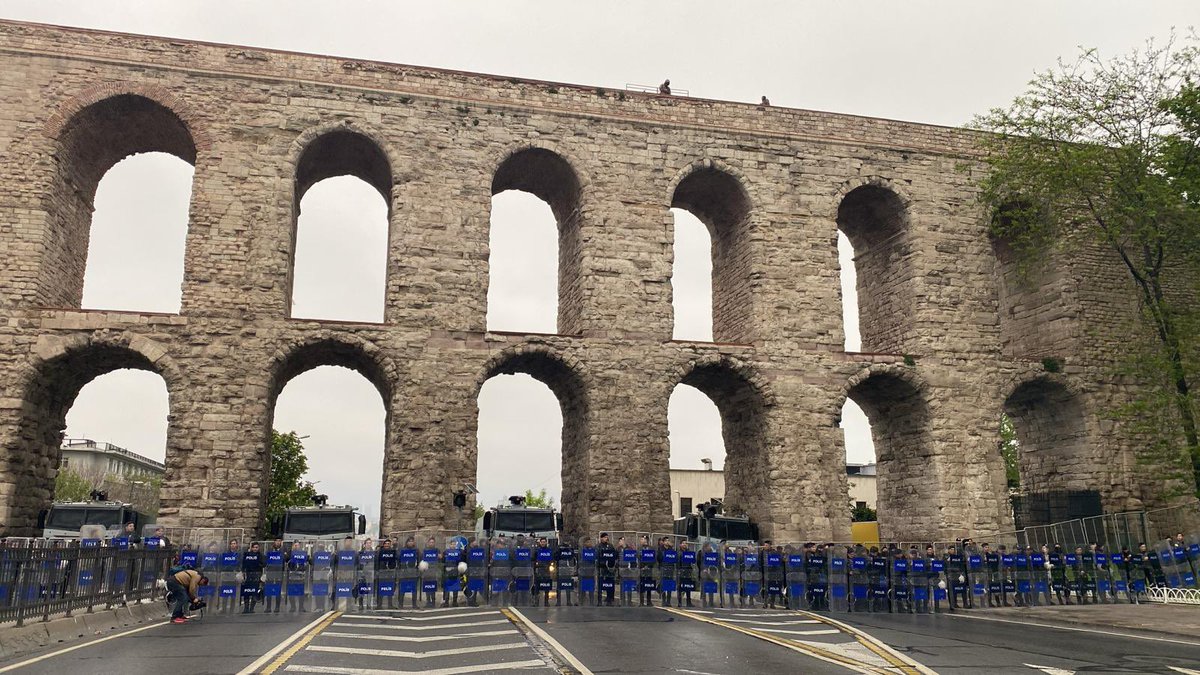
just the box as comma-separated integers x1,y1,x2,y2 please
279,607,558,674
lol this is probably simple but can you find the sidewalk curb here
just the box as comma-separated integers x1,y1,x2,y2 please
0,600,170,660
956,606,1200,640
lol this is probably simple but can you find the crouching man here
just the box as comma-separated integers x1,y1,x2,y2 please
167,567,209,624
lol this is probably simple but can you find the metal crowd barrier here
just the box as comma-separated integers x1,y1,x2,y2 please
0,538,174,627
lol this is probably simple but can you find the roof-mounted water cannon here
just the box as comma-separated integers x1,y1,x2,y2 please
508,495,527,507
88,489,108,502
311,494,329,508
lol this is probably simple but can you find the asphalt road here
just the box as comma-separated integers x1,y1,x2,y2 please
0,603,1196,674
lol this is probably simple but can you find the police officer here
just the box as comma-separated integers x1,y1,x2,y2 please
532,536,553,607
442,538,464,608
579,535,597,607
376,538,397,608
677,539,697,608
638,535,656,607
265,539,285,613
700,542,721,608
1049,543,1068,604
946,544,970,610
286,541,309,613
618,536,638,607
556,537,577,606
763,542,785,609
421,536,441,608
927,545,946,613
805,543,829,611
219,539,241,614
867,546,888,612
891,546,911,614
398,536,419,609
241,541,264,614
982,543,1001,607
598,533,617,606
658,537,678,607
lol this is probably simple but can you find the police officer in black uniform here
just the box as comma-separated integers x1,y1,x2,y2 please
241,541,264,614
377,538,397,608
598,533,617,606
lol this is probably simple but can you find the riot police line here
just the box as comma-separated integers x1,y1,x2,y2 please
162,529,1200,615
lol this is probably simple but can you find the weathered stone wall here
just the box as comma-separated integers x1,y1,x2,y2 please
0,20,1185,541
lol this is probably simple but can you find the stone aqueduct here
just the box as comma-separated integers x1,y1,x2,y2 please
0,21,1168,541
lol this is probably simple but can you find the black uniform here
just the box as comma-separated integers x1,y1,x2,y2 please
241,548,264,613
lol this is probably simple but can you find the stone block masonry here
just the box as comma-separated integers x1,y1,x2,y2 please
0,19,1185,542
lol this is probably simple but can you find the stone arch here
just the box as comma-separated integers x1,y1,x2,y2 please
288,123,395,321
673,355,772,529
1002,374,1094,526
41,91,199,309
490,146,586,335
833,177,917,354
839,363,938,540
1,334,183,536
476,345,590,532
263,334,398,525
670,160,757,344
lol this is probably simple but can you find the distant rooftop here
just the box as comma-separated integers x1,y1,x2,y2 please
60,438,165,470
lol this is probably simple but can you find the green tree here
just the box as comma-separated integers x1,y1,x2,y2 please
523,488,555,509
267,430,318,523
999,413,1021,490
974,36,1200,493
850,503,877,523
54,466,94,502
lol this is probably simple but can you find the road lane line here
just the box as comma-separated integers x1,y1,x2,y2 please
340,610,498,620
504,607,595,675
0,619,168,673
720,618,824,625
802,611,935,675
308,642,526,658
331,619,509,630
949,612,1200,646
759,627,842,636
319,629,519,642
284,660,548,675
256,610,343,675
369,606,494,615
660,607,880,674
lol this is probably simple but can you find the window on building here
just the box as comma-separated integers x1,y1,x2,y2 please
856,501,867,511
680,497,693,516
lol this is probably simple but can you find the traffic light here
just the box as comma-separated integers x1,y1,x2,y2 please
452,491,467,509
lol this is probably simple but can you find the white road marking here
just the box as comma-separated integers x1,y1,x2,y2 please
308,642,526,658
340,610,498,621
369,606,491,615
284,660,548,675
331,619,509,630
804,611,938,675
719,618,824,625
951,612,1200,646
1024,665,1076,675
320,629,518,642
758,627,842,636
1169,668,1200,675
237,611,338,675
0,619,168,674
506,606,596,675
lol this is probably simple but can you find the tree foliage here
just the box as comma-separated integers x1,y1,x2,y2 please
267,430,318,522
974,35,1200,494
523,488,555,509
850,503,877,523
54,467,95,502
999,413,1021,490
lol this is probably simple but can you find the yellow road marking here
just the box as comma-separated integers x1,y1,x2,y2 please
802,611,933,675
260,610,343,675
662,607,888,674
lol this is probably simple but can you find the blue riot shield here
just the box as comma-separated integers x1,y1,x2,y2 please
285,546,310,612
829,547,848,612
702,547,723,608
785,548,805,610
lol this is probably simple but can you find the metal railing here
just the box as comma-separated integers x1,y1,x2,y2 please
0,539,174,627
982,510,1151,552
1146,499,1200,542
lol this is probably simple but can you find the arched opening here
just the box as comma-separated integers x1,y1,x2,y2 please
290,131,392,322
476,351,588,532
489,148,583,335
670,209,714,341
47,94,197,309
671,167,753,343
1003,378,1094,528
4,344,171,535
677,362,768,527
476,374,562,510
836,184,913,353
667,383,725,519
845,371,935,540
268,340,390,536
841,399,877,524
486,192,558,333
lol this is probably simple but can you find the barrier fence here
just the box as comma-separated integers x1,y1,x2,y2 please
4,523,1199,626
0,538,174,626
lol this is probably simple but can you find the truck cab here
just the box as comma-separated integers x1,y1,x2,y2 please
40,500,151,540
476,496,563,540
274,498,367,541
673,501,758,549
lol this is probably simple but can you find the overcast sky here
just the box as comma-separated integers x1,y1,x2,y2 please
14,0,1193,529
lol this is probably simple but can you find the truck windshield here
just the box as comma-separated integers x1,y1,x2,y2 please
286,512,353,536
495,512,555,533
46,507,125,531
708,519,755,542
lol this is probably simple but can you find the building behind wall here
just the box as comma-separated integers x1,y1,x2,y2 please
58,438,165,480
670,462,878,522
